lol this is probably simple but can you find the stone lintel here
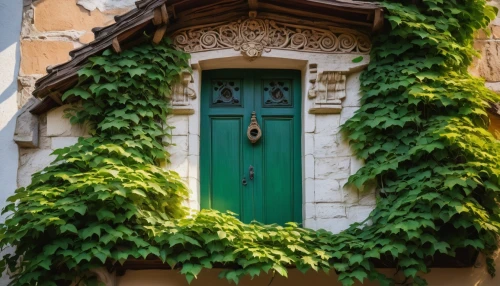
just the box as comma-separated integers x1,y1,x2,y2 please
172,108,195,115
309,105,342,114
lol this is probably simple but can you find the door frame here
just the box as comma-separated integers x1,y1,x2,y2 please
199,69,303,224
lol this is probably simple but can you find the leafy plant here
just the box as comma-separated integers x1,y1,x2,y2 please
1,1,500,286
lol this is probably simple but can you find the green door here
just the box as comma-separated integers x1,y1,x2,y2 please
200,69,302,225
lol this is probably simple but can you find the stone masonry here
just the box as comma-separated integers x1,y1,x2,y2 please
12,0,500,235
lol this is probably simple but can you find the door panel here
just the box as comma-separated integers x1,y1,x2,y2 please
201,69,302,225
260,117,294,225
209,117,243,216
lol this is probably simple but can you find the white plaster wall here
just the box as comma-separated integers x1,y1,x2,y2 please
0,0,23,284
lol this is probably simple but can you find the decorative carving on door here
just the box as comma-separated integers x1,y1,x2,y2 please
171,71,196,115
263,80,292,107
172,17,371,60
212,80,242,106
308,68,347,114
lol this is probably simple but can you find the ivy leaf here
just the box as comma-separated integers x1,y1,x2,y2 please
352,56,364,63
62,88,91,101
60,224,78,234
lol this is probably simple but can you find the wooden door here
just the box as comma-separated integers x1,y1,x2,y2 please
200,69,302,225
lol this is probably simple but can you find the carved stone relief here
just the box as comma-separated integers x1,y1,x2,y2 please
170,71,196,115
308,64,347,114
172,17,371,60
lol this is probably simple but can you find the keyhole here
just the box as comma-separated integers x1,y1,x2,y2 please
250,129,259,137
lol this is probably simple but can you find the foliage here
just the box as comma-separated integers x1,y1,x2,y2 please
1,1,500,286
0,39,190,284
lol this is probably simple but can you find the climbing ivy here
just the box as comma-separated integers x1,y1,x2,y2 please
1,1,500,286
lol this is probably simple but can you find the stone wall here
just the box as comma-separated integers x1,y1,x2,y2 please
18,0,134,108
11,0,500,235
471,0,500,138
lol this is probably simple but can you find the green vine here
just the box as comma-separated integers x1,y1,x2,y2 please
1,1,500,286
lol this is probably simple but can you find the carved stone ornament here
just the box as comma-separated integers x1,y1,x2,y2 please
308,68,347,114
172,17,371,60
170,71,196,115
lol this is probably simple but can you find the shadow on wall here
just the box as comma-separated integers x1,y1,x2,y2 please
0,0,23,210
0,0,22,105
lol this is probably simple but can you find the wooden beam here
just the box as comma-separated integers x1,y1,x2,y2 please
161,4,169,24
153,8,162,25
48,92,64,105
153,25,167,44
112,37,121,53
248,0,258,10
372,8,384,32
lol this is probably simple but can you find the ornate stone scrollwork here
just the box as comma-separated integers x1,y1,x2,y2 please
170,71,196,115
172,17,371,60
308,68,347,114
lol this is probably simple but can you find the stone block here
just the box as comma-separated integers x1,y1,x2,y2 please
46,105,88,137
187,154,199,180
17,75,40,109
20,40,74,74
188,134,200,156
304,154,315,179
359,190,377,206
315,114,340,136
79,32,94,44
166,135,188,178
51,137,79,150
347,205,375,223
313,133,352,157
315,157,351,180
304,133,314,156
303,219,317,229
18,149,55,187
340,179,359,204
167,115,189,136
314,179,341,202
486,81,500,93
188,176,200,203
343,71,362,107
77,0,137,12
34,0,111,32
473,41,500,81
304,111,315,133
316,203,346,219
14,98,40,148
304,178,315,203
493,26,500,39
315,217,352,234
350,156,364,175
304,203,316,219
340,106,360,125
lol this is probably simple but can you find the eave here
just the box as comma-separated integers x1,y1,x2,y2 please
30,0,383,115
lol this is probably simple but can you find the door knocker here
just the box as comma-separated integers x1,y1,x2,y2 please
247,111,262,144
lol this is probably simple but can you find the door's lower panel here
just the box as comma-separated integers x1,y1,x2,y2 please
209,117,243,217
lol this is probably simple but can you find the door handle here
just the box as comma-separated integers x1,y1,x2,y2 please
249,165,254,180
247,111,262,144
